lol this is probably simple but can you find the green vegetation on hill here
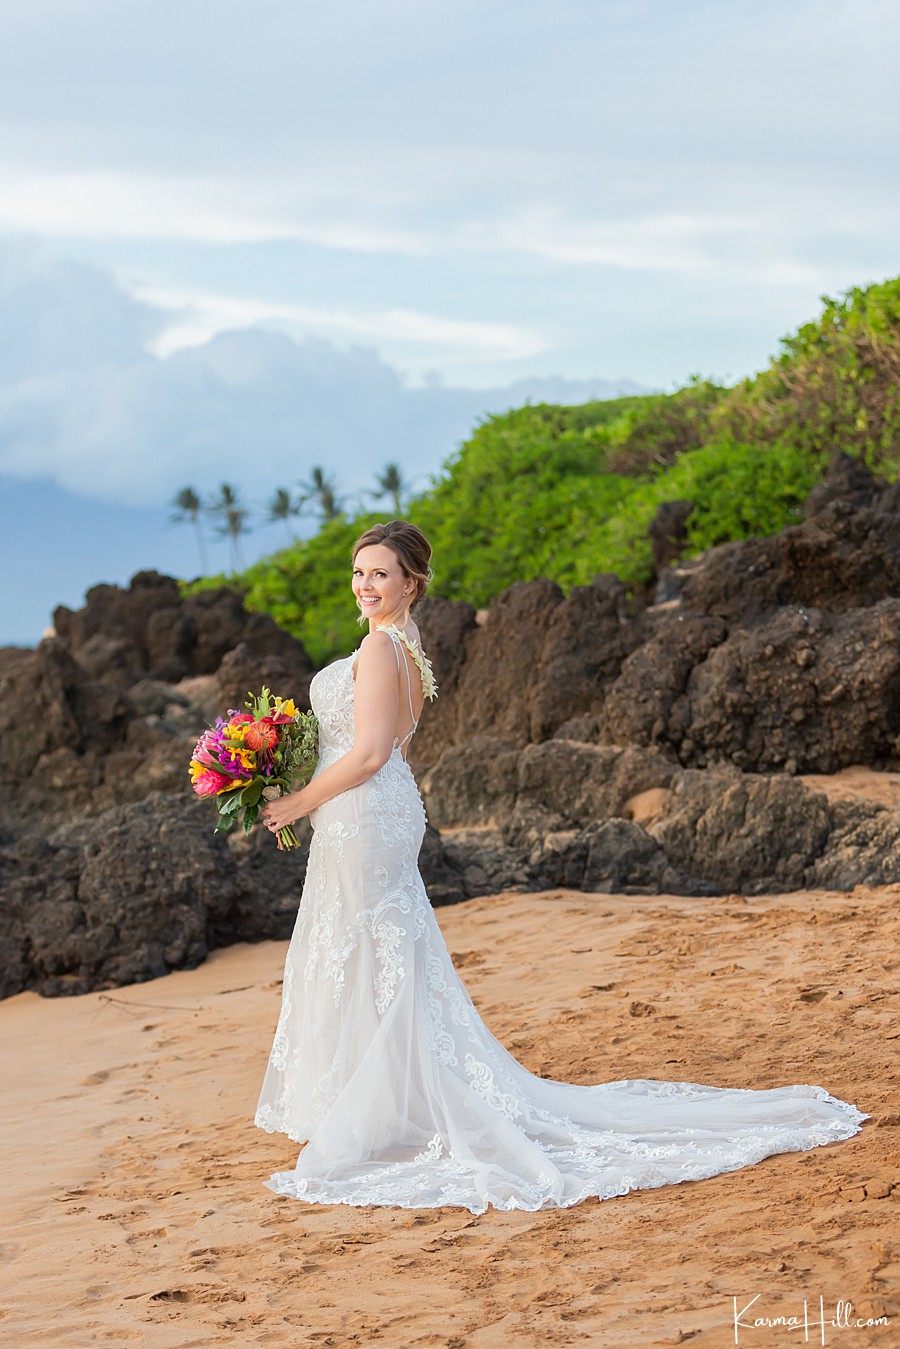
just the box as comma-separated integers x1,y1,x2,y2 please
721,276,900,468
182,276,900,666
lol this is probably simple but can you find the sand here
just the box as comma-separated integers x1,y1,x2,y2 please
799,767,900,811
2,882,898,1348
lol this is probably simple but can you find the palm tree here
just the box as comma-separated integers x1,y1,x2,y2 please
169,485,208,573
366,460,414,515
267,486,299,542
207,482,252,574
297,465,345,523
318,483,342,521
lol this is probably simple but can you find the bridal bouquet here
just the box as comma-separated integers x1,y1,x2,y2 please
188,687,318,850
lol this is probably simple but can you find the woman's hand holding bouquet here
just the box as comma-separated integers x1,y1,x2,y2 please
188,688,318,850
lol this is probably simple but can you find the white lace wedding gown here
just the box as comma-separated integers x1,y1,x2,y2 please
254,628,868,1214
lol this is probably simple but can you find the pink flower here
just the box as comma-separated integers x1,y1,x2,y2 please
190,767,233,797
193,745,220,770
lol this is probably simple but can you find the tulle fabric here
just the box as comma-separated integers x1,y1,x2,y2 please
254,641,869,1214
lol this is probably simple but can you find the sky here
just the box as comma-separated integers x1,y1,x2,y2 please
1,0,898,644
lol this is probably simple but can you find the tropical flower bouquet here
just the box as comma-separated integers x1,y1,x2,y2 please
189,687,318,850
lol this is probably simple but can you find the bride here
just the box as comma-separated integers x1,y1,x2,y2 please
254,520,868,1214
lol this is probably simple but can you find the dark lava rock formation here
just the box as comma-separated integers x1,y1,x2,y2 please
2,453,898,999
0,794,295,1000
419,738,899,900
410,451,899,900
412,454,900,777
0,570,319,839
0,572,466,998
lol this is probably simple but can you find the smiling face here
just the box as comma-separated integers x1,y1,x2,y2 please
352,542,413,626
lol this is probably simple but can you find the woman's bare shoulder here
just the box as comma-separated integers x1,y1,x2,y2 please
359,628,397,657
352,630,397,685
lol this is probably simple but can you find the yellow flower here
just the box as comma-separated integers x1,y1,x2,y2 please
221,776,246,792
274,697,297,718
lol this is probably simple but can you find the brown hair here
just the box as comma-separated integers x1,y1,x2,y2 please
351,520,434,627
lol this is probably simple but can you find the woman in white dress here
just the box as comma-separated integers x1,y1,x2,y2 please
255,520,868,1214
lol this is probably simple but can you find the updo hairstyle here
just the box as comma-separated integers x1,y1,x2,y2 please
351,520,434,628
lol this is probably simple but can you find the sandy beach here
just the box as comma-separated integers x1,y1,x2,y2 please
2,881,897,1348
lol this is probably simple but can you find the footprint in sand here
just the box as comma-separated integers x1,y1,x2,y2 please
148,1286,248,1305
186,1247,223,1270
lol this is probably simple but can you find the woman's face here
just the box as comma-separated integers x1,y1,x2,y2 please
352,543,412,624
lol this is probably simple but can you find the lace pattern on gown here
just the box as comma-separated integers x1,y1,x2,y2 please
253,631,869,1213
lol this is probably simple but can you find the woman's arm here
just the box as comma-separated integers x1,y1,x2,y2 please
261,630,400,832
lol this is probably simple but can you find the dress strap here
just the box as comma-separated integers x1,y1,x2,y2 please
386,630,418,751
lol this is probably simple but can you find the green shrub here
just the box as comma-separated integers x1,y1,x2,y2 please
720,276,900,474
585,437,823,586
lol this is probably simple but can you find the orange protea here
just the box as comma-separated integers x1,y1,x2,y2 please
244,718,279,752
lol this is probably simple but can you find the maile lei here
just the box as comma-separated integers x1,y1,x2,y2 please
378,624,439,700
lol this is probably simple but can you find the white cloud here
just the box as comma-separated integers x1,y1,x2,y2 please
128,280,546,366
0,167,335,246
0,253,161,379
0,0,895,428
2,155,895,307
459,208,755,272
0,248,643,509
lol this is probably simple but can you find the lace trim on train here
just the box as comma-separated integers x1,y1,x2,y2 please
261,1095,867,1215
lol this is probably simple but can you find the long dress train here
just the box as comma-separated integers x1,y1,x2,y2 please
253,628,868,1214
